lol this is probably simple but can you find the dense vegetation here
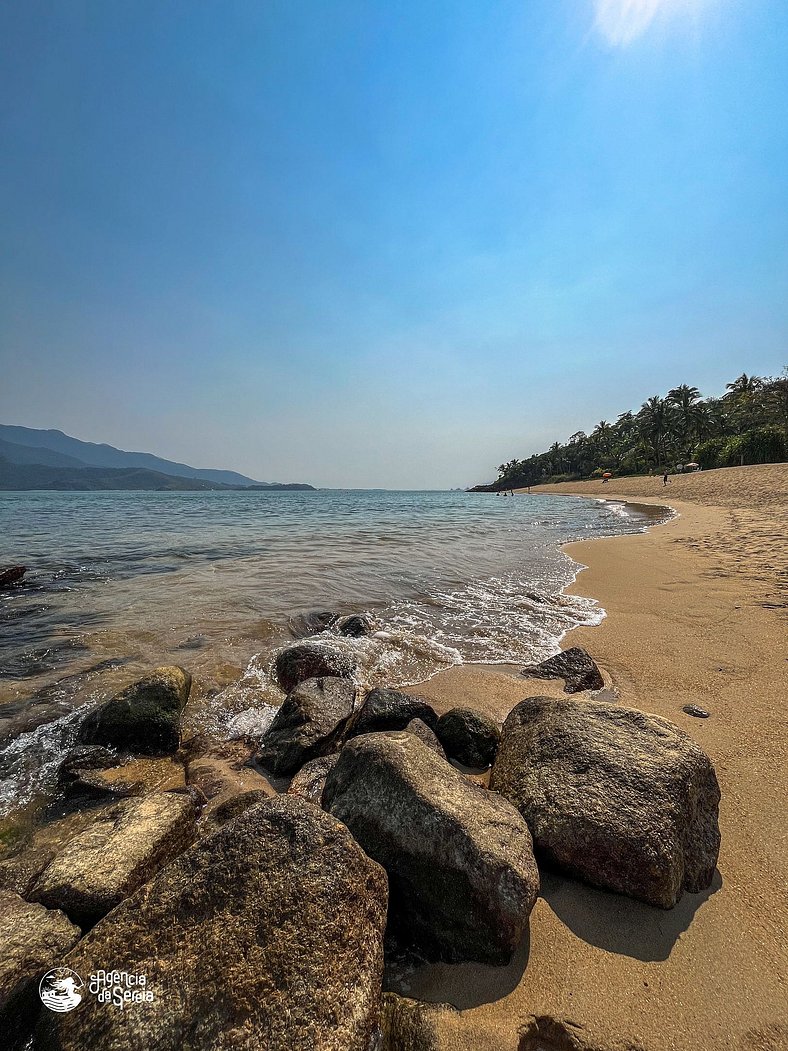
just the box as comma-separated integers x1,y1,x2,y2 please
479,370,788,491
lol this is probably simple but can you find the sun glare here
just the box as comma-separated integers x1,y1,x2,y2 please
593,0,712,47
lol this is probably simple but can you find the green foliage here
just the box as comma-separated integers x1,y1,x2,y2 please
720,426,786,467
488,368,787,489
695,437,727,470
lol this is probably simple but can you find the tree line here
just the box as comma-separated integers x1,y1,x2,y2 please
481,370,787,491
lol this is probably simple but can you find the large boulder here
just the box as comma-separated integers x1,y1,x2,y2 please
0,890,80,1051
35,796,388,1051
349,687,437,737
77,667,192,754
521,647,604,693
274,641,358,694
287,754,340,805
257,677,357,776
490,696,721,908
30,793,196,926
434,707,500,768
323,732,539,963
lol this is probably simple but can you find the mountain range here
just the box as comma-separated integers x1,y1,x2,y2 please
0,426,314,491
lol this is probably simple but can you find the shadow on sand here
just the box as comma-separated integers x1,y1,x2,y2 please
383,927,531,1009
540,868,723,962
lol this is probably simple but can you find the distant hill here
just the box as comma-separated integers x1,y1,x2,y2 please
0,426,315,491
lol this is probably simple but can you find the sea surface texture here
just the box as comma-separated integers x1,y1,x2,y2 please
0,489,660,818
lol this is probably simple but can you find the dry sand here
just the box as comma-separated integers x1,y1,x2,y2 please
394,464,788,1051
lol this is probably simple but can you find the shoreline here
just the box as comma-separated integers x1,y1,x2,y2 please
399,465,788,1050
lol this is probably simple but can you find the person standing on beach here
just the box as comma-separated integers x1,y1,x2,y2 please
663,470,669,486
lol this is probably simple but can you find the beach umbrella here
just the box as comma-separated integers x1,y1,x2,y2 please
602,472,612,478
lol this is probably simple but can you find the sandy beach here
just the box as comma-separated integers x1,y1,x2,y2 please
395,464,788,1050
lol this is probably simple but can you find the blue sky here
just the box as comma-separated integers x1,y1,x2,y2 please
1,0,786,487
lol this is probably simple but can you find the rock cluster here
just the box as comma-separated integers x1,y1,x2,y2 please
0,643,722,1050
36,797,388,1051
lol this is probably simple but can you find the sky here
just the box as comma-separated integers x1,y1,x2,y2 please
1,0,786,488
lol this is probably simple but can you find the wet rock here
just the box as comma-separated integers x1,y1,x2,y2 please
324,732,539,963
434,707,500,768
521,647,604,693
403,718,445,757
184,736,278,823
257,676,357,777
77,666,192,755
72,756,187,797
287,609,339,639
274,641,359,694
683,704,710,718
0,890,80,1051
58,745,117,784
36,796,388,1051
287,753,339,805
0,565,26,589
339,613,374,637
350,687,438,737
490,696,721,908
31,793,196,926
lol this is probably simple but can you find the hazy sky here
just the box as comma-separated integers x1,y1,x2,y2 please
1,0,786,488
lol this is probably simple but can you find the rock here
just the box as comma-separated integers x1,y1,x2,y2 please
68,756,186,797
380,993,457,1051
30,793,196,926
403,718,445,757
0,846,56,897
350,687,438,737
287,609,339,638
184,736,278,824
36,796,388,1051
287,754,339,805
58,745,117,785
274,641,359,694
0,890,80,1051
339,613,374,637
77,666,192,754
324,732,539,963
257,677,357,776
683,704,710,718
490,696,721,908
203,789,273,831
434,707,500,768
0,565,26,589
521,646,604,693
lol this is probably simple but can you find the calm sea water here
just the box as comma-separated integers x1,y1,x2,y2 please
0,489,660,817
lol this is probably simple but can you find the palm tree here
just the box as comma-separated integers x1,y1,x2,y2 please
637,396,674,467
724,374,763,399
667,385,702,456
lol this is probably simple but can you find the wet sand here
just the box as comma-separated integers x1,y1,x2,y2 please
397,464,788,1050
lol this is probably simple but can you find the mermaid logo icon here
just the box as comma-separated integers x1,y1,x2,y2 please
39,968,84,1012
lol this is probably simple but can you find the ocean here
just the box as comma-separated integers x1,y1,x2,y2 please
0,489,662,820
